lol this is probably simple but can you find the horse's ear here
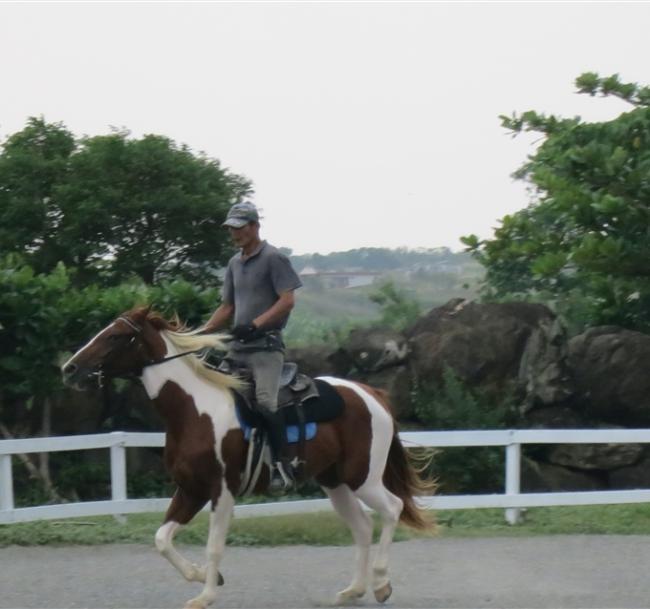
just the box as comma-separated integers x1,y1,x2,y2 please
142,303,155,324
131,303,154,325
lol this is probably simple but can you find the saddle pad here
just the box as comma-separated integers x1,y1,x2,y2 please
234,408,317,444
235,378,345,429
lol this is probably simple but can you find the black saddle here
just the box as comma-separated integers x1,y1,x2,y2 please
218,359,344,427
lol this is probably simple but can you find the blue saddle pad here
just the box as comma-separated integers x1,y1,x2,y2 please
235,407,317,443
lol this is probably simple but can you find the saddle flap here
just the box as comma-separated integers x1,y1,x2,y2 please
278,374,319,409
280,362,298,388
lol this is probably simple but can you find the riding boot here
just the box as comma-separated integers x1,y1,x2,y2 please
260,410,295,494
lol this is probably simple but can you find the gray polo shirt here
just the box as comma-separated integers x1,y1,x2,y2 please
222,241,302,333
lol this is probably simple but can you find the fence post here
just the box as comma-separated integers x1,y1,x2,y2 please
505,435,521,525
0,454,14,514
110,433,127,523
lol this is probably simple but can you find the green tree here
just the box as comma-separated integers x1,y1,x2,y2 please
0,255,219,429
0,118,252,286
463,73,650,332
0,118,76,274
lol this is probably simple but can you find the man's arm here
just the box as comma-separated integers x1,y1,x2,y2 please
252,290,295,330
203,302,235,333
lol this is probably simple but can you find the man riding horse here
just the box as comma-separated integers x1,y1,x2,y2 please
203,201,302,493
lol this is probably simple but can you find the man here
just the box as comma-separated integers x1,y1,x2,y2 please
204,201,303,493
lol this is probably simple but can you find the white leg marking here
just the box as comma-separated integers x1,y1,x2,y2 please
155,521,206,583
355,485,402,597
324,485,372,604
185,489,234,609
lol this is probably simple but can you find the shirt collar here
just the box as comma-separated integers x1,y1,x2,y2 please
239,240,266,262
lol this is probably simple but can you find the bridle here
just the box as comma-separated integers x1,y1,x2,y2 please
93,315,204,388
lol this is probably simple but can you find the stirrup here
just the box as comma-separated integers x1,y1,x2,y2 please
269,461,295,494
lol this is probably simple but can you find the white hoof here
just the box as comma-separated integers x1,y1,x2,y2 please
183,590,217,609
335,586,366,605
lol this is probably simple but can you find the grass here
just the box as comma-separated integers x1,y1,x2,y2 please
3,504,650,547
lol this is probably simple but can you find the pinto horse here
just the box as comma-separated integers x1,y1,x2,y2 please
62,307,435,609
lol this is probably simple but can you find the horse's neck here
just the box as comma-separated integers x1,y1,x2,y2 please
141,335,237,431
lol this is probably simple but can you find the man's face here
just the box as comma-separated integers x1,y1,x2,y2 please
228,222,258,249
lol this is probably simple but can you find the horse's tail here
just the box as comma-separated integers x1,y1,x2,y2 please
383,431,437,531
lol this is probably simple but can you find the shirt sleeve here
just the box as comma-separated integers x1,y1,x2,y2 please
270,252,303,295
221,263,234,305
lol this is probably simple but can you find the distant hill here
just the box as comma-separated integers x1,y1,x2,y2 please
288,246,471,273
283,247,484,346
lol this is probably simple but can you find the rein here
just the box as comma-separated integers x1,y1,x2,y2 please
117,316,205,367
143,348,205,367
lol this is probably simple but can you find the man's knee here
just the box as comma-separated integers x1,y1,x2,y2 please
255,389,278,413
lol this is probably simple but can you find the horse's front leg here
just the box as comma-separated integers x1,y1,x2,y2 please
184,487,234,609
155,488,224,585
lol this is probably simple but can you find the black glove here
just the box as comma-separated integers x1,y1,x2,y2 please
231,323,261,343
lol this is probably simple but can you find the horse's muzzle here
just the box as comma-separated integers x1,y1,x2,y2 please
61,363,95,390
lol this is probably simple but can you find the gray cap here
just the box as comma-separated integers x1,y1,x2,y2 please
222,202,260,228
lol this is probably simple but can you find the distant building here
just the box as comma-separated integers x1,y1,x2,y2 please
299,266,381,289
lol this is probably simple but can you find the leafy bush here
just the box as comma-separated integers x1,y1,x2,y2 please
0,256,220,503
413,367,518,494
369,280,421,331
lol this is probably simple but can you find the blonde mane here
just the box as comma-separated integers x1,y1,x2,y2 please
162,328,246,391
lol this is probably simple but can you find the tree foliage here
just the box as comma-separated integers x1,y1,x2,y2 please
0,117,251,286
463,73,650,332
0,255,219,427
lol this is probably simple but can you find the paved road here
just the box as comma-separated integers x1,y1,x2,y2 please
1,536,649,608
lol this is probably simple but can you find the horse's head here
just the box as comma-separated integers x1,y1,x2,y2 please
61,306,163,390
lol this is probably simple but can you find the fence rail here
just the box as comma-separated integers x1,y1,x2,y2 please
3,429,650,525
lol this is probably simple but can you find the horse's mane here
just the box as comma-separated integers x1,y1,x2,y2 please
135,308,245,391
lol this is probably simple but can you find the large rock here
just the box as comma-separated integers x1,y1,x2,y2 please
546,442,644,471
521,456,603,492
608,453,650,489
344,327,409,373
407,299,574,410
525,406,589,429
284,345,352,378
350,365,415,420
568,326,650,426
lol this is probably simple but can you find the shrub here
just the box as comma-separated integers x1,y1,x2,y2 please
413,366,518,494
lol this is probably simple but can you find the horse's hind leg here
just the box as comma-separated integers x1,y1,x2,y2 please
354,483,403,603
155,488,222,585
323,484,373,604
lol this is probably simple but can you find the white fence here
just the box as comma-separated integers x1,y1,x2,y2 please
3,429,650,526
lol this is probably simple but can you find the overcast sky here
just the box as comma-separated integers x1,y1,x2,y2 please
1,2,647,254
